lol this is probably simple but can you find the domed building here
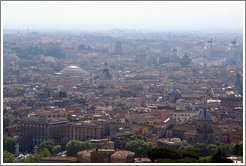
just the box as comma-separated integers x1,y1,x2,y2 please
195,108,214,143
167,87,181,103
47,65,89,90
96,62,114,89
166,107,223,145
59,65,88,76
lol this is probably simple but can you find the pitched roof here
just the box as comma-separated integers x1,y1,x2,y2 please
111,150,134,159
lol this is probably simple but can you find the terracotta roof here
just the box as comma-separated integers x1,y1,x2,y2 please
77,150,93,158
111,150,134,159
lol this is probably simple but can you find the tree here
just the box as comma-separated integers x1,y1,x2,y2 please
3,136,16,153
179,145,194,151
148,147,183,162
218,144,234,156
39,148,51,158
21,154,41,163
210,148,233,163
3,151,15,163
66,140,92,157
199,156,212,163
193,143,210,157
158,157,199,163
180,147,199,159
38,141,54,154
80,141,92,150
126,140,152,158
235,141,243,156
207,144,218,156
52,145,61,156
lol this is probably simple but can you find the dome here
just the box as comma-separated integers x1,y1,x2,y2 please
197,108,212,120
157,96,163,102
99,69,112,80
27,87,37,91
60,65,88,76
168,88,181,94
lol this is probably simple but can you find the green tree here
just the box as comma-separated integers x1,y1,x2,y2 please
210,148,233,163
160,157,199,163
207,144,218,155
38,141,54,154
66,140,92,157
3,151,15,163
193,143,210,157
235,141,243,156
3,136,16,153
21,154,41,163
39,148,51,158
148,147,183,162
180,147,199,159
199,156,212,163
126,140,152,157
52,145,62,156
179,144,194,151
219,144,235,156
80,141,92,150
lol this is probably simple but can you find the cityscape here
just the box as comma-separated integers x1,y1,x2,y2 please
2,1,244,164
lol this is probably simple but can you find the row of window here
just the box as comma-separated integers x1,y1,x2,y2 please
20,123,66,127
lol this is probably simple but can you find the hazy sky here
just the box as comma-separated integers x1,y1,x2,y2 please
2,1,245,32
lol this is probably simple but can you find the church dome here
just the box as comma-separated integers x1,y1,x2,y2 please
99,69,112,80
168,88,181,94
197,108,212,120
60,65,88,76
157,96,163,102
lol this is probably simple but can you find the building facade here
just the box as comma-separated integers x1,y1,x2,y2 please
66,122,104,142
18,118,68,151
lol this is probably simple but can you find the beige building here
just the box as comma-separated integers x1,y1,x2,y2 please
170,110,197,124
66,122,104,142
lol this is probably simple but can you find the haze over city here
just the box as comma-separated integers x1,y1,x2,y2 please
2,1,244,32
2,1,244,164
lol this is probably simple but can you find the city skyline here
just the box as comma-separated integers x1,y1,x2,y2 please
2,1,244,164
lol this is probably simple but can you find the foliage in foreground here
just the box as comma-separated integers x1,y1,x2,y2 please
126,140,152,158
66,140,92,157
3,151,15,163
148,146,234,163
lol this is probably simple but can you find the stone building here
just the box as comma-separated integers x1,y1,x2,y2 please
66,122,104,142
166,108,223,145
47,65,89,90
18,117,68,151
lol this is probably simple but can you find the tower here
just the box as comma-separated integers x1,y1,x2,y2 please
114,41,122,55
